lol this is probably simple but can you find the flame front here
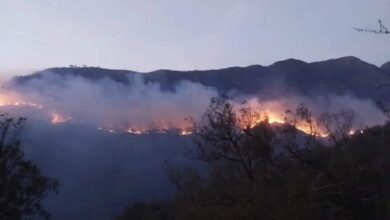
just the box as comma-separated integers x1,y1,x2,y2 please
0,93,43,109
0,91,364,137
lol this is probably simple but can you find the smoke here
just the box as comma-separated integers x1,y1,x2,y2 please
0,71,387,220
240,95,386,130
6,72,219,131
1,71,386,133
1,72,217,219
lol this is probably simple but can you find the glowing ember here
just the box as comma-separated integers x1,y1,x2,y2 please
348,130,364,135
51,113,71,124
267,115,285,124
0,92,366,138
97,127,117,134
179,129,192,136
127,128,145,135
247,111,329,137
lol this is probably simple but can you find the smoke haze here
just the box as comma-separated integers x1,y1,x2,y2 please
0,71,387,220
4,72,386,132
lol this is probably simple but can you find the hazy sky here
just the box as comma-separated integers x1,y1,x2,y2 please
0,0,389,77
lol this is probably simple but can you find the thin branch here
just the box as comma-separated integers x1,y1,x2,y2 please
354,19,389,34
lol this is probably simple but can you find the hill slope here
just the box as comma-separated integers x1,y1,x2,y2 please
12,56,390,100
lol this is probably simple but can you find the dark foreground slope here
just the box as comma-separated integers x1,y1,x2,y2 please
117,122,390,220
21,121,197,220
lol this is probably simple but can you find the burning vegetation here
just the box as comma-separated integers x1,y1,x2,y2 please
1,71,385,141
0,90,379,138
119,98,390,220
51,113,72,124
0,93,43,109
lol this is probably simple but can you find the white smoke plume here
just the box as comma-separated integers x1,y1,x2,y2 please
0,71,387,220
5,73,219,132
240,95,386,130
0,71,387,134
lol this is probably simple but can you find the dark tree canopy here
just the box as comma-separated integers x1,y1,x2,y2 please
119,97,390,220
0,114,58,220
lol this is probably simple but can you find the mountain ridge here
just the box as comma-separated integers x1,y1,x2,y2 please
12,56,390,100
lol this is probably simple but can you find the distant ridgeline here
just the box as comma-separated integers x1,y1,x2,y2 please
13,56,390,100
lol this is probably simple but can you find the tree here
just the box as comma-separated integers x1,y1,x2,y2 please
0,114,59,220
355,19,389,34
167,98,390,220
165,98,279,219
118,98,390,220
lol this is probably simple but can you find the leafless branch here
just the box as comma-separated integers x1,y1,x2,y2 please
355,19,389,34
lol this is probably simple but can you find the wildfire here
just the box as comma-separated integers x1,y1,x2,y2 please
248,111,330,137
348,130,364,136
179,129,192,136
51,113,71,124
126,128,193,136
97,127,117,134
0,92,366,138
127,128,145,135
0,101,43,109
267,115,285,124
96,126,194,136
52,111,362,138
0,94,43,109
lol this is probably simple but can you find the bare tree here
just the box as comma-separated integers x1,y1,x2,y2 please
186,97,278,204
355,19,389,34
159,98,390,220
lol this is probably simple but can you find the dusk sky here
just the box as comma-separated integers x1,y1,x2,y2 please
0,0,389,78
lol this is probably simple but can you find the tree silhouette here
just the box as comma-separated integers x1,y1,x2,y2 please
119,98,390,220
0,114,59,220
355,19,389,34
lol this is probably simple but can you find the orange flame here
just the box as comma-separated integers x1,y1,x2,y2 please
0,93,43,109
0,92,362,138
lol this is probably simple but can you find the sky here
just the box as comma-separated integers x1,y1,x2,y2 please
0,0,389,79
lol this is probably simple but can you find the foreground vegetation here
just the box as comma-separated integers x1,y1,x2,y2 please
0,115,58,220
118,98,390,220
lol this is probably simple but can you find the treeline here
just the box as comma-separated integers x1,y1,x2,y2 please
118,98,390,220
